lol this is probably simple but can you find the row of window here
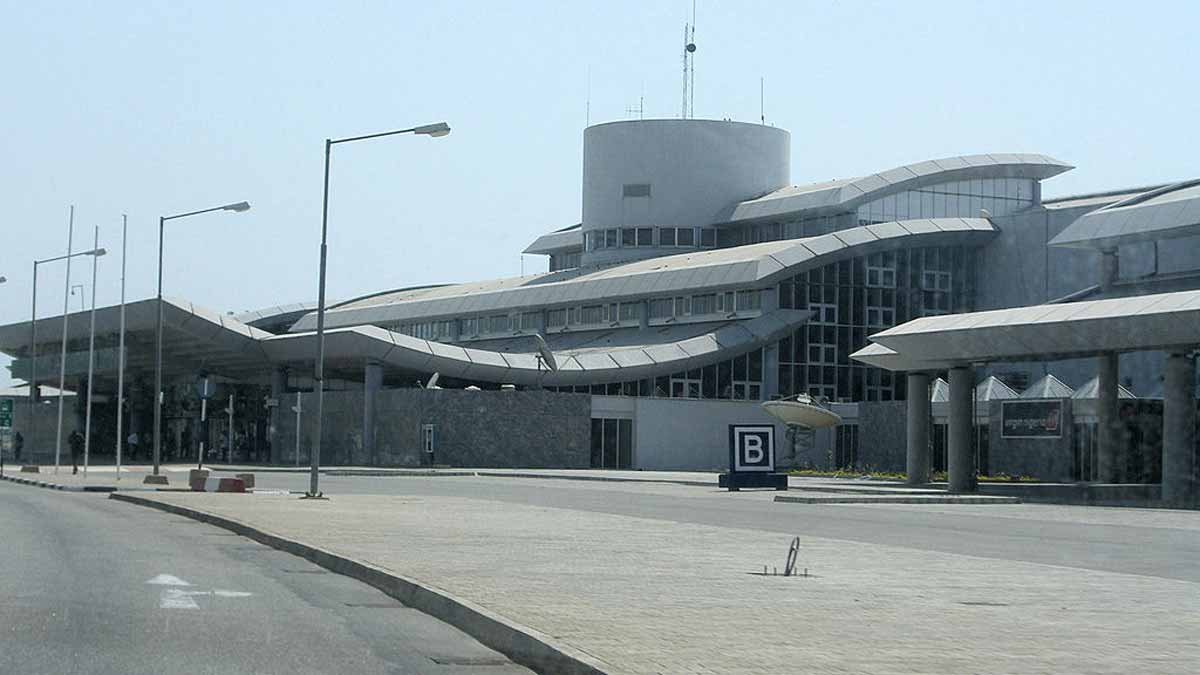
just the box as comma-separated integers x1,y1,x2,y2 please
392,289,766,340
549,349,766,401
548,250,581,272
584,226,719,252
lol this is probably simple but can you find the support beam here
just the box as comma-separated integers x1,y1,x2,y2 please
1162,351,1196,508
363,361,383,466
947,365,976,493
1100,249,1119,292
906,372,931,485
1096,352,1120,483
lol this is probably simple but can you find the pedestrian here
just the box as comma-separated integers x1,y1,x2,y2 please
14,431,23,461
127,431,139,462
68,429,84,475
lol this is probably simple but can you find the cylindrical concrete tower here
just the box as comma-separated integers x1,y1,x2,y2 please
581,119,790,266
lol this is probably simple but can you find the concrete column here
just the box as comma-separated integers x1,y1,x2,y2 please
269,367,287,465
762,342,780,400
1162,352,1196,508
906,372,931,485
1096,352,1120,483
947,365,976,493
363,361,383,466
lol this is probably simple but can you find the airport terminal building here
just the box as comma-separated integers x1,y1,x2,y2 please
2,119,1197,485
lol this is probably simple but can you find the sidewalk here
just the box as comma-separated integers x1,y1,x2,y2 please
112,489,1199,674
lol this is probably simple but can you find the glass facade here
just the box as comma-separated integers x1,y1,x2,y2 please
855,178,1035,225
549,348,765,402
777,245,975,402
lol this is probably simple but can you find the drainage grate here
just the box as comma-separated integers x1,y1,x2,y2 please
958,601,1009,607
281,569,327,574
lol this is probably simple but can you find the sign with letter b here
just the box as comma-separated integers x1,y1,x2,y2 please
730,425,775,472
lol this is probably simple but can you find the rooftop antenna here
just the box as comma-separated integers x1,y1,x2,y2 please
681,1,697,118
760,76,765,125
586,65,591,126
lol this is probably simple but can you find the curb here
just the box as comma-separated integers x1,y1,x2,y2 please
108,492,610,675
775,494,1021,505
1,473,118,492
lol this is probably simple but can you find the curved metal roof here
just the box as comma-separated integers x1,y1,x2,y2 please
852,288,1200,371
725,153,1072,223
266,309,809,386
1048,179,1200,250
523,224,582,255
292,217,996,332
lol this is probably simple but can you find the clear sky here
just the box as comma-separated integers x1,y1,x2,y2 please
2,0,1197,387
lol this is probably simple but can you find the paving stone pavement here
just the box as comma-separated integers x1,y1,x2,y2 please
125,489,1200,674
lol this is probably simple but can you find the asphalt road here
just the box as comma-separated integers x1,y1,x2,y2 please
0,481,529,675
252,472,1200,583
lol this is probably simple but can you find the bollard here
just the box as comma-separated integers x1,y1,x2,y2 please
188,469,211,492
215,477,246,493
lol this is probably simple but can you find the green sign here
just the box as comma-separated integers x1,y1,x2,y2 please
0,399,12,428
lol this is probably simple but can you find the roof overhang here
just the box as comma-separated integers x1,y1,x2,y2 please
1048,179,1200,250
852,289,1200,372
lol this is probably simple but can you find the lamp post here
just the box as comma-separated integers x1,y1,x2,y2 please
151,201,251,480
29,241,105,470
306,121,450,499
115,214,128,480
83,226,100,478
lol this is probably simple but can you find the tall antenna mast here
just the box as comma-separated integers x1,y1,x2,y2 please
760,76,765,124
681,1,697,118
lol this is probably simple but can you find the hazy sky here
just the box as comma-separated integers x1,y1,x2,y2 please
2,1,1197,386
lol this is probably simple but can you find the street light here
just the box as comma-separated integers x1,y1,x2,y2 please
306,121,451,499
151,201,251,481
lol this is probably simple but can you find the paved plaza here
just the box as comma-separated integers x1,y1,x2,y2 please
117,476,1200,674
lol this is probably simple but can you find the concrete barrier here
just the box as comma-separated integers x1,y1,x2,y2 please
143,474,169,485
20,466,40,473
235,473,255,489
216,477,245,493
189,469,211,491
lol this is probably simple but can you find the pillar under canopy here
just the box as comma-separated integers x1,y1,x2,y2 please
363,361,383,466
1096,353,1120,483
1162,352,1196,508
906,372,931,485
947,365,976,493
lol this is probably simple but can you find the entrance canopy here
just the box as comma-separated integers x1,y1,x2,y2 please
852,288,1200,371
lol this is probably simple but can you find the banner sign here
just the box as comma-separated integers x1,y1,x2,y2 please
1001,400,1063,439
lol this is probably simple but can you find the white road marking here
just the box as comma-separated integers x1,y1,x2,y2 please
213,590,253,598
146,574,192,586
159,588,200,609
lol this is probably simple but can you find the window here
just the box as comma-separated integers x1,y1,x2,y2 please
546,308,567,328
591,418,634,469
677,227,695,246
699,228,716,247
922,270,951,292
648,298,673,319
866,252,896,288
486,314,510,333
618,303,639,322
579,305,606,325
460,317,478,336
659,227,676,246
691,293,717,315
622,183,651,198
636,227,653,246
621,228,636,247
811,301,837,324
736,290,761,312
519,312,540,331
673,296,691,317
584,231,596,251
605,229,617,248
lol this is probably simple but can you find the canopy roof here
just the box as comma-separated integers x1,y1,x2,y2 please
1049,179,1200,250
853,289,1200,371
296,218,995,332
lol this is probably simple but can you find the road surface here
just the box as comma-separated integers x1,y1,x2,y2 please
0,480,529,675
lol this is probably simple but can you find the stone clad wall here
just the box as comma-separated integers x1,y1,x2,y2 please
857,401,907,472
274,389,590,468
